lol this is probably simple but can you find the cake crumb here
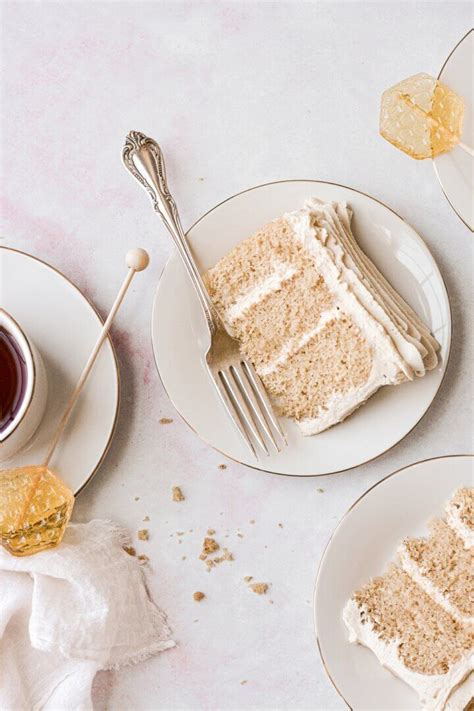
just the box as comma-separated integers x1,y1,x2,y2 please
317,488,325,493
240,680,247,685
159,417,173,425
172,486,185,502
237,533,244,538
182,556,187,560
134,496,140,501
250,582,268,595
137,529,149,541
193,591,205,602
207,528,216,535
143,515,150,522
176,531,185,536
199,553,207,561
249,519,255,524
278,523,283,528
218,463,227,470
138,554,149,564
244,576,253,583
123,545,136,557
203,537,219,554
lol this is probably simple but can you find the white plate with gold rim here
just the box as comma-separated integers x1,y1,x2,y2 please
433,29,474,232
0,247,119,494
152,180,451,477
314,454,473,709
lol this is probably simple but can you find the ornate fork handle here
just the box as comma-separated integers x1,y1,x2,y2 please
122,131,217,335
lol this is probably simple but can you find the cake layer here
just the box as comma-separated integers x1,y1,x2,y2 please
228,271,334,371
205,218,299,316
260,314,373,422
400,519,474,625
350,564,471,676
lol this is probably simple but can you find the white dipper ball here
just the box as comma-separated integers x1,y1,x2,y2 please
126,248,150,271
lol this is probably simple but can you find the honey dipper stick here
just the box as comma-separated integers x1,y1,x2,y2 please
43,248,149,468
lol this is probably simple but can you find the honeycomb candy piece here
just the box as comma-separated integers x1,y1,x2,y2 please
380,73,464,159
0,465,74,556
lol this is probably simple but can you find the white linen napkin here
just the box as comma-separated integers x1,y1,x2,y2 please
0,519,175,710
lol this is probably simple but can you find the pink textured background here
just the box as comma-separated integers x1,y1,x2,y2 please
1,2,472,709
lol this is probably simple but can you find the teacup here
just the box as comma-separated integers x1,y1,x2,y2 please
0,309,47,462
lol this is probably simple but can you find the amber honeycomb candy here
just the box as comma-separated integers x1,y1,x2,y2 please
380,73,464,159
0,465,74,556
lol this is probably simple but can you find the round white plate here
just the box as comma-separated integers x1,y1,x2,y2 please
314,454,473,710
433,29,474,232
0,247,119,494
152,180,451,477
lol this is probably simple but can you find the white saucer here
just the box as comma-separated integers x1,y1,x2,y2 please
152,180,451,476
433,29,474,232
0,247,119,494
314,454,473,710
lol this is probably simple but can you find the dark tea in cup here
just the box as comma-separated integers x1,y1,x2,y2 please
0,327,27,436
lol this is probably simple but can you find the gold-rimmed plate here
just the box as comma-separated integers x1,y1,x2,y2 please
151,180,451,476
0,246,120,495
314,454,473,709
433,29,474,232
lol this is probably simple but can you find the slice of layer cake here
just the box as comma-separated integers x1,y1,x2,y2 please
204,199,439,435
343,489,474,710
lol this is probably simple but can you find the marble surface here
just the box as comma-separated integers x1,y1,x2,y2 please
1,2,473,709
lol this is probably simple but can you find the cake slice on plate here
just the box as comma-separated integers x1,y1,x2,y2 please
343,488,474,711
204,198,439,435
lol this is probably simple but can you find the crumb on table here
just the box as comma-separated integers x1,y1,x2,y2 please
172,486,185,502
138,529,149,541
317,488,325,493
207,528,216,535
159,417,173,425
123,545,136,557
203,537,219,554
218,463,227,470
193,591,205,601
250,582,268,595
138,554,149,564
143,515,150,522
244,575,253,583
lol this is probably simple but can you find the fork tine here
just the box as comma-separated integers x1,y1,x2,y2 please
230,364,281,453
211,370,257,458
219,369,269,456
241,360,287,446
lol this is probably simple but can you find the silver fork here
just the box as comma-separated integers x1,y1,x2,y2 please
122,131,286,458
